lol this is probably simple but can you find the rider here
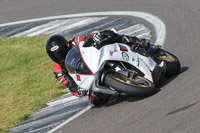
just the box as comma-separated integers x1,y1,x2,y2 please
47,35,86,96
46,29,150,97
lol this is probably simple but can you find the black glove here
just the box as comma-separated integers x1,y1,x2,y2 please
93,32,105,44
92,30,117,45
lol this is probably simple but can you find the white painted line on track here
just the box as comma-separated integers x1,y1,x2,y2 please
47,95,79,107
26,20,70,37
47,104,94,133
1,11,166,132
125,27,146,35
136,32,151,38
13,20,66,37
0,11,166,46
51,17,107,35
118,24,144,33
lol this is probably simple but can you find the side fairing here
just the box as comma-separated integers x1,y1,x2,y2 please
69,73,94,90
97,43,157,82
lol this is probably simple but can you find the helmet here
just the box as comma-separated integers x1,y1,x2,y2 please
46,35,70,64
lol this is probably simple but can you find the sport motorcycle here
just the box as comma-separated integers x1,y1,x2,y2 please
65,40,181,106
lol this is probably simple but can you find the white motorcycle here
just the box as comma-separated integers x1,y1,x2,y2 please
65,41,181,106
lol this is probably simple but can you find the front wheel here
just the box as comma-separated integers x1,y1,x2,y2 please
104,72,156,96
154,49,181,77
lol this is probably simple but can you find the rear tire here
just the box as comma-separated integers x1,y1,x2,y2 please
104,72,156,96
155,49,181,77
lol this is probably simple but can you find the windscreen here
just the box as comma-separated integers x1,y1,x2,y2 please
65,46,92,74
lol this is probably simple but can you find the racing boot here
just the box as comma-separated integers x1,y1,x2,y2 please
67,77,88,96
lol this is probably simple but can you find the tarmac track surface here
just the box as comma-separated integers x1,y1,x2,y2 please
1,0,200,132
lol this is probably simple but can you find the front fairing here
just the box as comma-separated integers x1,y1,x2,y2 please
65,45,92,75
65,42,97,89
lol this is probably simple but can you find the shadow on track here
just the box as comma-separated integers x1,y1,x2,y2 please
156,66,189,90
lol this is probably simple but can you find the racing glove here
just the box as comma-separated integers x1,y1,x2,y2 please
93,32,104,44
92,30,118,45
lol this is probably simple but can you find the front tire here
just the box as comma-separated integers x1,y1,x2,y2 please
104,72,156,96
154,49,181,77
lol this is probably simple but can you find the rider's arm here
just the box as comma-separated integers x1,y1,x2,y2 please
53,62,67,87
91,30,150,49
53,62,83,96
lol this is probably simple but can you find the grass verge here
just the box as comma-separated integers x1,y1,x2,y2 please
0,36,66,132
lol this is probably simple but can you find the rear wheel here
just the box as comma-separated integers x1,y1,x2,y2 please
154,49,181,77
104,72,156,96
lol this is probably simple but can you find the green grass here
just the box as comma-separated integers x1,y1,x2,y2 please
0,36,66,132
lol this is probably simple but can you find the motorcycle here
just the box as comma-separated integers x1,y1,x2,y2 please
65,40,181,106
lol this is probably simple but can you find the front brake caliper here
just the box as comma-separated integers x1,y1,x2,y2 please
127,70,138,80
